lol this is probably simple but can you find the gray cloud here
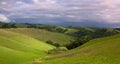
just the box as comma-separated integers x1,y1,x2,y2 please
0,0,120,27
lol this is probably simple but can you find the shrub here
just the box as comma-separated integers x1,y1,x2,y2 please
46,40,54,44
47,47,68,54
46,40,60,47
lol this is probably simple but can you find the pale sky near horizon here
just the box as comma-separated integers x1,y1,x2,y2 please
0,0,120,27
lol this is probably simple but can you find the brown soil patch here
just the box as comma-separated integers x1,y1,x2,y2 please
32,58,43,64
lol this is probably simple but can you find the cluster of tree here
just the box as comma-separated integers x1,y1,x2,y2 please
0,22,17,28
66,35,92,49
66,26,120,38
66,26,94,37
28,24,68,33
46,40,60,47
92,28,120,38
66,27,120,49
115,28,120,31
0,22,68,33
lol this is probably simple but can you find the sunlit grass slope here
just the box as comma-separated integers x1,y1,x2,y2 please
40,34,120,64
64,28,79,34
0,29,54,64
7,28,74,46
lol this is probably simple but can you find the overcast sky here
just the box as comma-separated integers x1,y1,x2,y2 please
0,0,120,27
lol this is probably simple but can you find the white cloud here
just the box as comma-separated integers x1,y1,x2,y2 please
0,14,10,23
1,2,7,5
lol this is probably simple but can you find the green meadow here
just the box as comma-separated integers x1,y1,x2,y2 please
0,27,120,64
0,29,54,64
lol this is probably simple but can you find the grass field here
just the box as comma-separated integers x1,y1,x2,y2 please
0,28,120,64
37,34,120,64
64,28,79,34
7,28,74,46
0,29,54,64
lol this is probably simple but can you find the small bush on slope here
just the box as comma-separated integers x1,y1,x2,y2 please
47,47,68,54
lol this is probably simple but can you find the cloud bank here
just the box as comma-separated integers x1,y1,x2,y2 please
0,0,120,27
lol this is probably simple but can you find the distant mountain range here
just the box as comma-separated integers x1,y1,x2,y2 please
12,19,120,28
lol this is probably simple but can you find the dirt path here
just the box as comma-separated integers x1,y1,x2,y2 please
32,58,43,64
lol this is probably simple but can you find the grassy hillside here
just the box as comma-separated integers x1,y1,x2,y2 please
7,28,74,46
64,28,79,34
0,29,54,64
0,22,120,64
39,34,120,64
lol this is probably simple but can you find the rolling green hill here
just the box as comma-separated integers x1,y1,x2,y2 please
39,34,120,64
64,28,79,34
6,28,74,46
0,22,120,64
0,29,54,64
